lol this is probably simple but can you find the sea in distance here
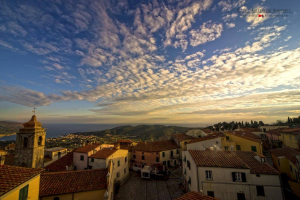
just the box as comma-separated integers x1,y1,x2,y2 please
0,123,202,141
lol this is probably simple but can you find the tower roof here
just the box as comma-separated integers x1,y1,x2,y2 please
23,115,42,127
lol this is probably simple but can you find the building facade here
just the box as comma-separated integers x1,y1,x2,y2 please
182,150,283,200
14,115,46,168
187,134,223,151
73,143,101,170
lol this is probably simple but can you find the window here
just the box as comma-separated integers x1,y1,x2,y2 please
80,155,84,161
125,157,127,162
251,146,257,152
171,150,173,157
163,161,166,165
176,149,179,154
118,160,120,167
23,137,28,148
162,152,165,157
156,157,159,162
184,156,186,162
53,197,60,200
188,177,191,185
38,136,42,146
207,191,215,197
237,193,246,200
205,170,212,180
232,172,246,182
124,168,126,174
224,146,228,151
133,155,136,159
236,145,241,151
226,136,229,141
91,158,94,162
256,186,265,196
142,155,145,160
117,172,120,178
19,184,28,200
187,160,190,170
290,165,293,172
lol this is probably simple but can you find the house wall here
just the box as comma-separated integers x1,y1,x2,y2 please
281,133,299,149
266,133,280,142
182,150,198,192
160,148,180,166
73,146,101,170
44,149,67,159
288,160,299,182
40,189,106,200
1,175,40,200
187,138,222,151
132,151,159,169
271,154,290,177
224,134,263,154
186,129,207,138
198,167,282,200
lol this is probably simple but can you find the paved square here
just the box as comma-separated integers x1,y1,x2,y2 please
116,170,184,200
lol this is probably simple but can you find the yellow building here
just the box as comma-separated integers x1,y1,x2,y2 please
270,148,300,183
223,131,263,154
279,128,300,149
0,165,43,200
39,168,111,200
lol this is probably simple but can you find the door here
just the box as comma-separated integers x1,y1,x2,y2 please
237,193,246,200
167,160,170,166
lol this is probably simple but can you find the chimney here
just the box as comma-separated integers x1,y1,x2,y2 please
254,155,266,163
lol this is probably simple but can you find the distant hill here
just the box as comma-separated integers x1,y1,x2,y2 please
0,121,23,137
72,125,192,141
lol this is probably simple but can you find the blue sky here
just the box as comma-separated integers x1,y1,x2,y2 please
0,0,300,125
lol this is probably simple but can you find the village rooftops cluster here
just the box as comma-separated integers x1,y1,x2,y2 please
0,165,44,196
225,131,261,143
270,147,300,165
188,132,224,144
188,150,279,175
39,168,108,197
89,148,118,159
74,143,101,153
133,140,179,152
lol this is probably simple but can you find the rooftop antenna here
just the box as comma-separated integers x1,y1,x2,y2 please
32,107,36,115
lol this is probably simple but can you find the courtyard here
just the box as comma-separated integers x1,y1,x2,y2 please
116,168,184,200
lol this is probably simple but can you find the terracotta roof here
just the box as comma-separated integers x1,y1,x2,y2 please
188,150,249,169
117,140,132,143
0,165,43,196
74,143,101,153
225,131,261,143
281,127,300,133
176,191,220,200
201,129,212,133
188,150,279,175
39,168,108,197
89,148,118,159
172,133,194,142
270,148,300,165
5,143,15,149
240,128,262,132
188,133,224,144
44,151,74,172
266,128,281,136
234,151,279,175
120,145,134,151
133,140,179,152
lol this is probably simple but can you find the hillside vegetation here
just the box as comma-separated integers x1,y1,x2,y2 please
73,125,192,140
0,121,23,137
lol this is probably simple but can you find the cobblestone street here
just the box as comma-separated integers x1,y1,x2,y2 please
116,169,184,200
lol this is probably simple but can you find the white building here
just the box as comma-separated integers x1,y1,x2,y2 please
89,148,129,184
182,150,283,200
187,134,223,151
73,143,101,170
186,129,211,138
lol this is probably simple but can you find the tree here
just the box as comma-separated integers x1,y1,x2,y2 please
251,120,253,125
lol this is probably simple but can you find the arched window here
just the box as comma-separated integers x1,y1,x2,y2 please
53,197,60,200
38,136,42,146
24,137,28,148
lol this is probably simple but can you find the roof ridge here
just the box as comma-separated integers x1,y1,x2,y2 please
42,168,108,175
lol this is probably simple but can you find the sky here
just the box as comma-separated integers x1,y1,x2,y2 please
0,0,300,125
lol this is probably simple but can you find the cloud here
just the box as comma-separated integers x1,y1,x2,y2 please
190,21,223,46
218,0,246,12
0,40,13,49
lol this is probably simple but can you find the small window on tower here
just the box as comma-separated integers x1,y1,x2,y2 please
24,137,28,148
38,136,42,146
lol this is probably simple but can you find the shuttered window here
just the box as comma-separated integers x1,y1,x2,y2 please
232,172,246,182
19,184,28,200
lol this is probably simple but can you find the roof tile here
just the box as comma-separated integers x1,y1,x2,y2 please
176,191,220,200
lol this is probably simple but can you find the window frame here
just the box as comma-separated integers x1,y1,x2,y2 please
235,172,242,182
19,184,29,200
91,158,94,162
251,146,257,152
118,160,120,167
207,191,215,197
256,186,265,196
236,145,241,151
187,160,191,170
205,170,212,180
162,152,165,157
80,155,84,161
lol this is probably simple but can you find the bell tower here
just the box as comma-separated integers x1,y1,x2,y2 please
14,114,46,168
